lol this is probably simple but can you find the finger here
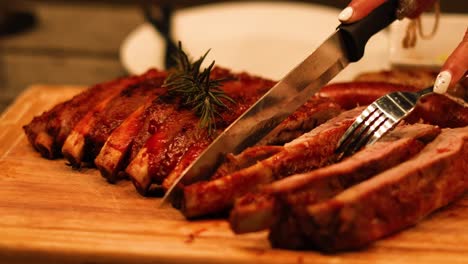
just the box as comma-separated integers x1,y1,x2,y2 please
339,0,438,23
434,30,468,94
338,0,386,23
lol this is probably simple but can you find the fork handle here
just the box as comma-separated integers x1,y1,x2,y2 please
417,86,434,97
338,0,398,62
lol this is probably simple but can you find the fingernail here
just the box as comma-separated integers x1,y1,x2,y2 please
338,7,354,22
434,71,451,94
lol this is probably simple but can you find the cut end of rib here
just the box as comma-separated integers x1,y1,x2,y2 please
34,132,57,159
61,131,85,167
229,193,275,234
126,150,151,196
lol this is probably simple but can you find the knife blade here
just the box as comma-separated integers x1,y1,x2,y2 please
161,0,398,205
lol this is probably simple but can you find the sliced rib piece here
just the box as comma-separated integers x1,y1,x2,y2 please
270,127,468,252
62,96,121,166
406,93,468,128
126,109,200,194
229,192,276,234
318,82,417,110
127,99,178,169
354,69,436,89
23,70,160,159
126,68,276,195
86,74,167,160
229,123,441,234
149,112,208,185
210,146,284,180
257,96,342,145
95,98,155,182
98,96,178,185
161,139,211,191
269,123,441,194
162,96,341,191
181,107,364,218
319,82,468,128
62,72,167,167
210,96,342,180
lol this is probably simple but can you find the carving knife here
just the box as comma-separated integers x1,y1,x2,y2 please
161,0,398,205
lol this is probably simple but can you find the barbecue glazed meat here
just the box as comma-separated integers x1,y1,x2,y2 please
86,76,167,160
229,123,441,234
125,69,276,195
354,69,437,89
23,65,468,253
406,93,468,128
210,146,284,181
23,69,163,159
257,96,342,146
96,95,180,184
182,107,363,218
62,72,168,167
27,66,352,197
319,81,468,128
125,105,202,194
208,96,342,181
318,82,418,110
162,95,342,191
95,101,153,182
161,139,212,191
269,127,468,252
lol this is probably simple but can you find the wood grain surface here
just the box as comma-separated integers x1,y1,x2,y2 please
0,86,467,264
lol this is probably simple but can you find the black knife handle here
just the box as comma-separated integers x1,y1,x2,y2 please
338,0,398,62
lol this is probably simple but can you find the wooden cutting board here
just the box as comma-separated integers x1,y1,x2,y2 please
0,85,467,264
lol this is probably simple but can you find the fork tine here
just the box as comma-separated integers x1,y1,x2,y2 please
346,114,388,156
336,86,433,161
335,104,378,154
365,118,399,146
336,106,383,160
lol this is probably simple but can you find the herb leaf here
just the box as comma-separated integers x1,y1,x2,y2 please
163,42,236,134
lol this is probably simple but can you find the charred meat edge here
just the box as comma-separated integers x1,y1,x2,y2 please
23,78,127,159
211,96,342,180
162,96,342,192
126,109,199,195
270,127,468,251
257,96,342,145
62,74,167,167
95,98,154,182
85,77,166,163
61,88,127,167
126,69,276,196
181,107,364,218
229,123,441,234
320,82,468,128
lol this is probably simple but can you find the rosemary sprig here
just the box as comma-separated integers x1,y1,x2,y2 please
163,42,235,134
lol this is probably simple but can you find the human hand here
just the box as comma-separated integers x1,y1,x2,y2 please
433,30,467,94
338,0,467,94
337,0,437,23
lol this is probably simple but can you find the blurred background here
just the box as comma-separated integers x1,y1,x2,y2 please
0,0,467,112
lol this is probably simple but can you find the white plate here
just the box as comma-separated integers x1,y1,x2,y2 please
120,2,390,81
